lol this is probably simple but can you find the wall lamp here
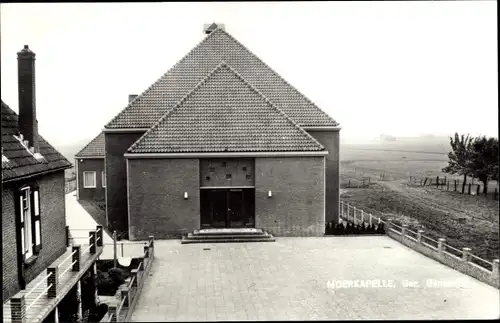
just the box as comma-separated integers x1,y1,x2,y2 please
268,190,272,198
184,192,189,200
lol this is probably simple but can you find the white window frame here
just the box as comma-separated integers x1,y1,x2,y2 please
102,171,106,188
21,187,34,259
83,171,97,188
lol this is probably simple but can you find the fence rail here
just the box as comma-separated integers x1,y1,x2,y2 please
339,200,499,289
100,236,155,323
8,225,104,323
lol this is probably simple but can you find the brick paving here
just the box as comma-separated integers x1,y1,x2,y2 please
130,236,499,321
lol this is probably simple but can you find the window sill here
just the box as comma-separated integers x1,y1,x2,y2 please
24,255,38,266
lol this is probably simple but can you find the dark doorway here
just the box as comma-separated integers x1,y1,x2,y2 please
200,189,254,228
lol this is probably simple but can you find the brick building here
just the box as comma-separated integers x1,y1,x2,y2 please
2,45,103,323
103,23,341,240
75,132,105,202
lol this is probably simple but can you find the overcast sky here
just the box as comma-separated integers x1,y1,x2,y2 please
1,2,497,147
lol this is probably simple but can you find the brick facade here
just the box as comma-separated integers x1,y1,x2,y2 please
127,158,200,240
308,130,340,223
2,171,67,302
105,132,144,236
77,158,105,201
255,156,325,236
126,156,326,238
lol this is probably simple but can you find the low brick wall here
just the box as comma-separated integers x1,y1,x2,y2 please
387,225,499,289
339,201,499,289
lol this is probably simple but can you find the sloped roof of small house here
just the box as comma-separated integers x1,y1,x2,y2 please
1,101,72,182
106,27,338,130
75,132,105,158
128,63,325,154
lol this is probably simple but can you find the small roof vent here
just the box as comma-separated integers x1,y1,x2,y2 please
203,22,225,35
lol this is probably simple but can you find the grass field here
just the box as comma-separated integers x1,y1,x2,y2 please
340,144,499,262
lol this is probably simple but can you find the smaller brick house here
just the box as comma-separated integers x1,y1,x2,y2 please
75,132,105,202
2,45,103,323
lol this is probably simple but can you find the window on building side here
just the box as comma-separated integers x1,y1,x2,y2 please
83,171,97,188
102,171,106,188
18,185,42,261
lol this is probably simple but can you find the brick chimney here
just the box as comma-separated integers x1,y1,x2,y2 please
17,45,39,152
203,22,225,35
128,94,138,103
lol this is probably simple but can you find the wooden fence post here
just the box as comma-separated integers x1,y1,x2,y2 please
492,259,499,280
72,245,81,271
476,185,480,196
417,230,424,244
454,180,457,191
401,224,408,237
47,267,58,298
438,238,446,255
468,183,472,195
436,176,439,188
462,248,471,262
66,226,70,247
89,231,96,254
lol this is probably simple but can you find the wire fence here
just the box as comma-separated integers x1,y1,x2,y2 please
408,176,499,200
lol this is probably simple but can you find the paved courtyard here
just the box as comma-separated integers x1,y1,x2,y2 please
130,236,499,321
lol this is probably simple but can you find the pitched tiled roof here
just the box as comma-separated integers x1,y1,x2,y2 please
75,132,105,158
2,101,72,182
128,63,325,154
106,27,337,129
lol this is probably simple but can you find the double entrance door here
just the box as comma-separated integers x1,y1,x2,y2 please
200,188,255,228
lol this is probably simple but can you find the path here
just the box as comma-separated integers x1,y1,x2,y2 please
130,237,499,321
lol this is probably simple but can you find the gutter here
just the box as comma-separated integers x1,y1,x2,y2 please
124,151,329,158
2,165,72,184
302,126,342,132
103,128,149,133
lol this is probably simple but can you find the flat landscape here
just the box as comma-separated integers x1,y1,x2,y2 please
339,142,499,263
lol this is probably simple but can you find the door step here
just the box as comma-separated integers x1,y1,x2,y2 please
182,228,275,244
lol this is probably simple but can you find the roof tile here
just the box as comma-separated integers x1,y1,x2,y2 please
1,101,72,182
75,132,105,158
128,63,325,154
106,28,337,129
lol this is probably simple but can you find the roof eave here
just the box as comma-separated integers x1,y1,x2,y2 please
103,128,150,133
74,156,104,159
124,151,329,159
2,165,73,184
302,126,342,132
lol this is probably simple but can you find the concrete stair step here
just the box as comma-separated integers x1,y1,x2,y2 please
188,232,270,239
181,235,275,244
193,228,264,236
